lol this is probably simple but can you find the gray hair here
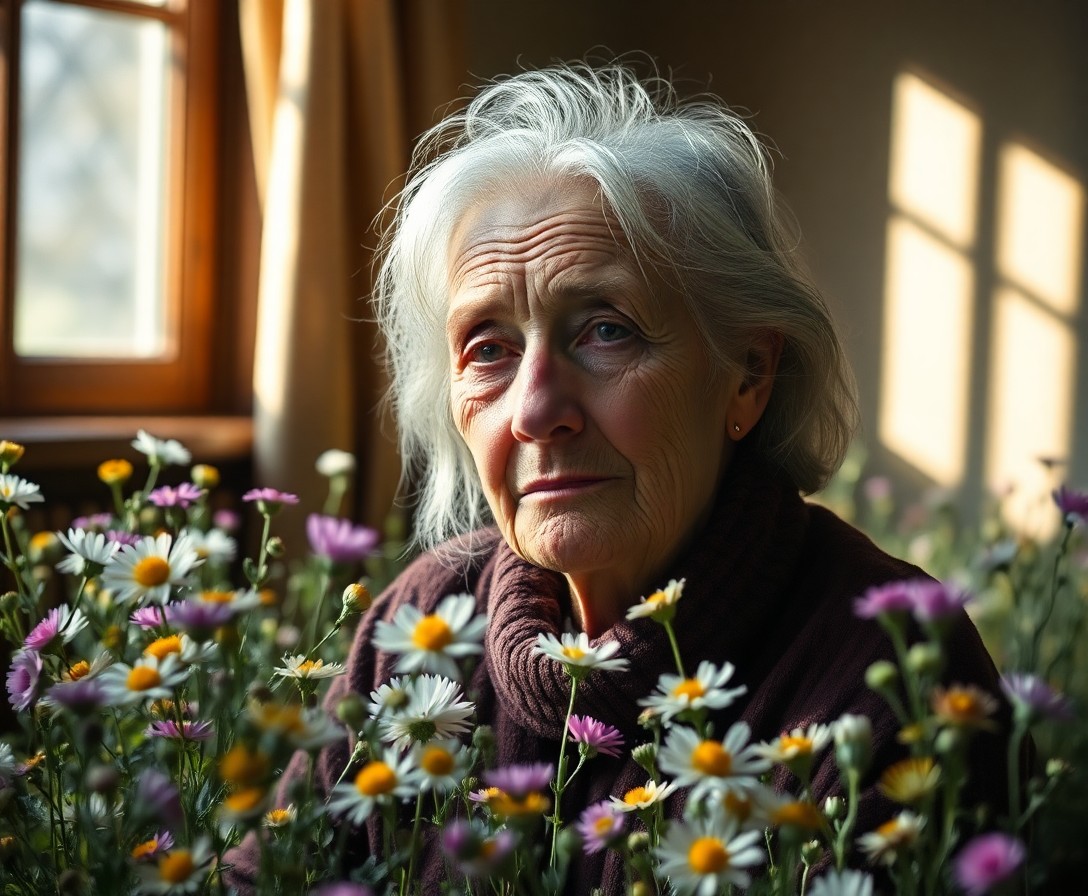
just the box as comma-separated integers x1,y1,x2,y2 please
373,61,859,552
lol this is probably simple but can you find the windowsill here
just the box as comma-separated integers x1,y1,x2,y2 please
4,416,253,472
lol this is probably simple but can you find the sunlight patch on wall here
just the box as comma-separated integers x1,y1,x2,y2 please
880,72,981,486
986,143,1083,534
887,72,981,249
880,217,975,485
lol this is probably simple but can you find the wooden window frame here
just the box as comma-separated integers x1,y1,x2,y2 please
0,0,219,415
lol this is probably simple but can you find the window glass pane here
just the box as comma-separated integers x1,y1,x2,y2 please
14,0,170,358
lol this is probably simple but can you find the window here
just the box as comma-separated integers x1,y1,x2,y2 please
0,0,220,414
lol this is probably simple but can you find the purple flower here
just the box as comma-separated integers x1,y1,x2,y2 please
134,768,184,832
440,819,516,876
953,832,1025,895
1053,485,1088,524
131,829,175,862
1000,673,1074,723
106,530,141,548
145,719,215,741
147,482,205,509
25,606,87,651
306,514,380,565
45,678,108,715
131,605,174,629
910,581,971,622
242,488,300,510
576,801,625,854
213,508,241,532
166,599,234,635
484,762,554,799
567,714,625,757
7,648,43,712
71,512,112,531
854,580,917,619
863,476,893,503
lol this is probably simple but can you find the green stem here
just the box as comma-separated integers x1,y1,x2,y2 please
549,676,579,869
1007,721,1027,831
402,790,426,896
1028,524,1072,669
833,767,860,869
1,510,30,603
663,620,686,678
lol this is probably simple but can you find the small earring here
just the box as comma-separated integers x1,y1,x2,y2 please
732,423,742,433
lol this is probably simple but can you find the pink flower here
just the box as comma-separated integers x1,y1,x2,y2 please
25,606,87,651
242,488,299,509
7,648,43,712
45,678,108,715
147,482,205,509
306,514,380,565
854,581,917,619
953,832,1025,895
576,801,625,854
130,605,174,629
441,819,516,877
213,509,241,532
310,885,374,896
1000,673,1074,722
484,762,554,799
1053,485,1088,524
910,581,970,622
146,719,215,741
568,714,625,757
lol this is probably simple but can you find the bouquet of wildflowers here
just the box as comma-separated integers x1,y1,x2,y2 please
1,432,1084,895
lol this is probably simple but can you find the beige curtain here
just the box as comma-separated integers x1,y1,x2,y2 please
240,0,465,551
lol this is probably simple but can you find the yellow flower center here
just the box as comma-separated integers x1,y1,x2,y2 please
255,704,304,734
356,761,397,796
219,745,270,787
31,531,56,551
224,787,266,813
876,818,901,837
265,808,293,826
593,816,616,835
779,735,813,755
688,837,729,874
66,661,91,681
412,615,454,651
646,591,668,606
691,741,733,776
623,786,652,806
201,590,234,603
296,660,322,676
723,791,752,821
773,801,824,830
131,838,159,860
490,792,550,817
127,667,163,691
145,635,183,660
134,556,171,588
421,747,455,777
561,646,586,661
158,850,195,884
671,678,705,701
98,459,133,484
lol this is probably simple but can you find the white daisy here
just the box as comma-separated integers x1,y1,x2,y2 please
101,532,203,605
315,448,356,478
99,655,190,706
272,654,347,681
247,701,344,752
372,593,487,680
609,778,678,813
370,674,476,750
183,527,237,566
0,473,44,510
132,429,192,467
754,723,833,780
134,837,215,894
626,577,686,622
327,748,418,826
55,528,121,576
857,811,925,865
638,661,747,722
658,721,770,800
533,631,630,678
410,738,472,794
192,587,263,615
655,811,765,894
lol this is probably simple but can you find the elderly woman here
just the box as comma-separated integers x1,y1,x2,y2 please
229,63,1004,893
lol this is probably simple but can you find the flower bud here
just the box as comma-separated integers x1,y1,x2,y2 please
1,591,19,614
823,796,845,820
342,582,372,615
631,742,657,776
934,727,965,755
626,831,651,854
266,536,286,559
336,693,367,730
801,839,824,866
190,464,220,489
315,449,356,478
0,441,26,468
1046,758,1070,779
906,642,943,676
97,458,133,485
865,660,899,691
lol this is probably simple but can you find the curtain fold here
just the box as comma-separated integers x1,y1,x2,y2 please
239,0,466,553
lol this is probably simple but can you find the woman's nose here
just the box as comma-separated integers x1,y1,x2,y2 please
510,347,585,443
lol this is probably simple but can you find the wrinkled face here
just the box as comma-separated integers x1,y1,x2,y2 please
446,178,735,593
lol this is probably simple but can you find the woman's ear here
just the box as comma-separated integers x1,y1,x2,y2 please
727,331,784,440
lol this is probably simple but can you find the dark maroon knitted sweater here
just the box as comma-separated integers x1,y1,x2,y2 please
225,452,1005,894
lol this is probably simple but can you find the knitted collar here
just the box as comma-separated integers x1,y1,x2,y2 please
482,449,810,741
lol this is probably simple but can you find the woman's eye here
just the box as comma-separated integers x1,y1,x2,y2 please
469,342,508,364
592,321,631,342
